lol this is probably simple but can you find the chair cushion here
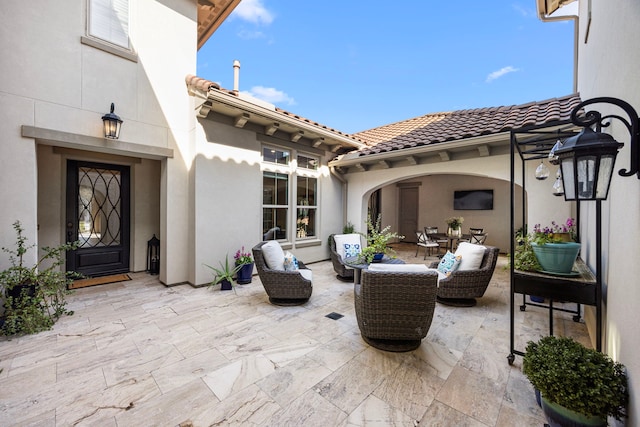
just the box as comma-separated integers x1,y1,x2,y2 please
261,240,285,270
283,251,299,271
368,263,429,272
426,267,448,281
455,242,486,271
437,251,462,276
298,268,313,282
334,234,362,259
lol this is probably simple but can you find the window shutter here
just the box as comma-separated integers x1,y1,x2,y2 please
89,0,129,49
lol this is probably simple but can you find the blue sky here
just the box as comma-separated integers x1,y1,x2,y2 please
197,1,577,134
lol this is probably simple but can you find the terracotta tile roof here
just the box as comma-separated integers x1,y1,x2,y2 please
352,94,581,156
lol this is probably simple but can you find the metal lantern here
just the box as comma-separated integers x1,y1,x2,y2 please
555,127,622,201
147,234,160,275
102,103,123,139
555,96,640,201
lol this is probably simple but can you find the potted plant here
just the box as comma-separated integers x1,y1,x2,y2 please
359,214,404,263
445,216,464,237
523,336,628,426
1,221,81,336
205,254,240,290
530,218,580,274
233,246,254,284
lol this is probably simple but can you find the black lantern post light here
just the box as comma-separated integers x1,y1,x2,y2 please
102,103,123,139
554,97,640,201
147,234,160,275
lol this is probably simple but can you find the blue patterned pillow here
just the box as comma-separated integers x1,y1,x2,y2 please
283,252,299,271
437,251,462,276
343,243,361,258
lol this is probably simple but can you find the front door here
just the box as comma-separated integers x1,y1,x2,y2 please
66,160,130,277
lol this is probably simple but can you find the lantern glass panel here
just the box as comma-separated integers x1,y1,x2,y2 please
577,155,596,199
596,154,616,199
560,158,576,200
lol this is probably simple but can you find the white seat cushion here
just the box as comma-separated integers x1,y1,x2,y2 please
455,242,486,271
367,263,429,273
299,268,313,282
334,234,362,259
261,240,285,271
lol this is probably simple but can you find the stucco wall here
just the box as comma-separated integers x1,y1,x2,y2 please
576,0,640,423
0,1,196,285
344,153,571,255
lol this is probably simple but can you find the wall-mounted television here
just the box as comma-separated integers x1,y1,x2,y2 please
454,190,494,210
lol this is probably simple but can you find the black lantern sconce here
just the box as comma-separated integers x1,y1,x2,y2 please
147,234,160,275
554,97,639,201
101,103,123,139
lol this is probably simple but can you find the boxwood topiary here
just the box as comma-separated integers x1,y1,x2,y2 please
522,336,628,421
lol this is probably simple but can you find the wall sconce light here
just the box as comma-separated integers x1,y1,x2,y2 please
102,103,123,139
555,97,639,201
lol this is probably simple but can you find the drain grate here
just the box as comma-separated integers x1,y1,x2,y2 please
325,312,344,320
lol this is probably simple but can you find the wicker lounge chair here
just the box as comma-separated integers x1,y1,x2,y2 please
429,245,499,307
355,267,438,352
329,233,357,281
252,241,312,305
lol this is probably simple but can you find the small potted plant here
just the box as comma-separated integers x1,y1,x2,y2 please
205,254,240,290
523,336,628,426
1,221,81,336
530,218,580,274
445,216,464,237
233,246,254,284
359,214,404,263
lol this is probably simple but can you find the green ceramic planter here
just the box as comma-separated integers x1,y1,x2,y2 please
541,396,606,427
531,242,581,274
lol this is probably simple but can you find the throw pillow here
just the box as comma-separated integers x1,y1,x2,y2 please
283,251,299,271
261,240,285,271
455,242,486,271
334,234,362,259
437,251,462,276
343,242,361,258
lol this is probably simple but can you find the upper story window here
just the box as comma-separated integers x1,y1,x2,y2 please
88,0,130,49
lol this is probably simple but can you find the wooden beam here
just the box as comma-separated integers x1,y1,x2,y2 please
290,130,304,142
439,151,450,161
265,123,279,135
355,163,367,172
312,138,324,148
478,144,490,157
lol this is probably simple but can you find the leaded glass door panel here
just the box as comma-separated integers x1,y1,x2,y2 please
66,160,130,277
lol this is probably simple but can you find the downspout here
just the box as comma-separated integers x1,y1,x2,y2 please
536,1,579,94
330,166,348,230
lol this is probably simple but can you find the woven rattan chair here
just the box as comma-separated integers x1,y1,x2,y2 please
429,245,499,307
329,234,355,281
355,269,438,352
252,241,312,305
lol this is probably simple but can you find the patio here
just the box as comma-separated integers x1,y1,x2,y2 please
0,243,590,426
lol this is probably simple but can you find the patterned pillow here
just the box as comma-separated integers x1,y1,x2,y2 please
283,251,299,271
343,243,361,258
437,251,462,276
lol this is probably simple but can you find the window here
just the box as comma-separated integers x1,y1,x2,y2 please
262,147,320,241
88,0,130,49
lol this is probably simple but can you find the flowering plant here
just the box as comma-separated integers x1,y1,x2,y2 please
359,214,404,263
234,246,253,265
532,218,576,244
445,216,464,229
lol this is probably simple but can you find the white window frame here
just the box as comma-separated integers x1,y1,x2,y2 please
261,146,320,243
85,0,133,52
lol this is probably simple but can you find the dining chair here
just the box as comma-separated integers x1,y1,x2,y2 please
415,230,440,259
425,227,448,255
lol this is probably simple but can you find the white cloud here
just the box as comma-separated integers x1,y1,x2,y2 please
233,0,274,25
237,29,266,39
244,86,296,106
486,66,520,82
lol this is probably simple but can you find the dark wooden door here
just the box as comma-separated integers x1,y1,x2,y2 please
66,160,130,277
399,187,419,242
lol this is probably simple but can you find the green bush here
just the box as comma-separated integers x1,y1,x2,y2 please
523,336,628,421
